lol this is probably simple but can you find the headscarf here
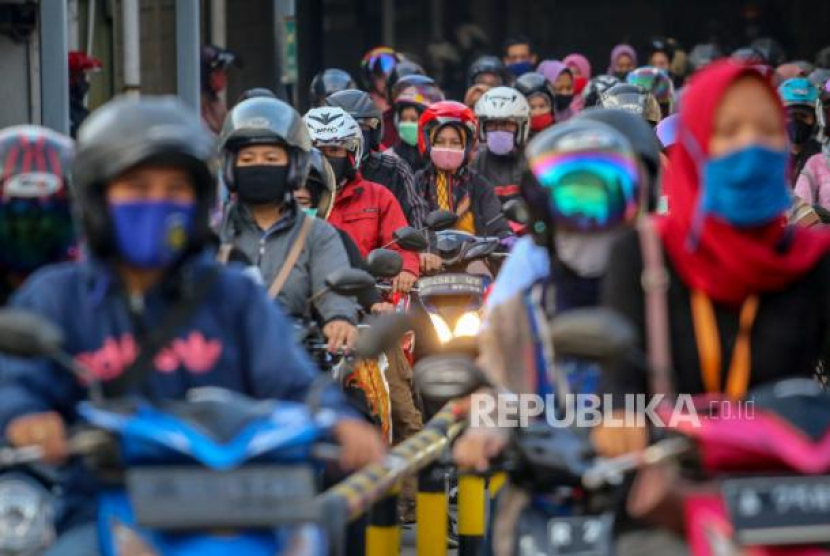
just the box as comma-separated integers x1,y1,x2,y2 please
563,53,592,80
537,60,575,121
657,60,830,305
608,44,638,74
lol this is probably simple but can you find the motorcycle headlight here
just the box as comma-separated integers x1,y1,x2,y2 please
429,313,454,344
111,520,159,556
453,311,481,338
0,476,55,555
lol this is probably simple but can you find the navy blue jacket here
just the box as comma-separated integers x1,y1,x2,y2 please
0,253,352,528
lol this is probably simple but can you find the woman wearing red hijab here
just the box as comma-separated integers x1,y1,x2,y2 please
594,60,830,459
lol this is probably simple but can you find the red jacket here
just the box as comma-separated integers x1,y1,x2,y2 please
329,174,420,277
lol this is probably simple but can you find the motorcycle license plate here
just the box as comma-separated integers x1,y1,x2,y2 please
127,465,318,530
722,475,830,546
547,513,614,556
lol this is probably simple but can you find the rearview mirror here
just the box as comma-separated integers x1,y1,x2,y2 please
365,249,403,279
414,354,488,404
324,268,376,296
0,309,65,358
424,210,458,232
550,308,637,361
502,199,530,225
392,227,429,252
354,313,414,358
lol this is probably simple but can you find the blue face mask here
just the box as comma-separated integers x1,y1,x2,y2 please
109,201,196,268
302,207,318,217
507,60,534,77
700,145,791,227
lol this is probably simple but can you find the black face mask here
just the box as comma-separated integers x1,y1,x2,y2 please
554,94,574,112
787,119,815,146
613,71,630,81
235,165,290,205
326,156,352,185
361,128,375,154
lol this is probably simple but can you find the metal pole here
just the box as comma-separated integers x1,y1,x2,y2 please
122,0,141,96
40,0,69,134
381,0,394,47
68,0,79,51
86,0,96,56
210,0,226,103
175,0,201,111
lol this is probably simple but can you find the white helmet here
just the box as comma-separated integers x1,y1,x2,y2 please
474,86,531,146
304,106,364,169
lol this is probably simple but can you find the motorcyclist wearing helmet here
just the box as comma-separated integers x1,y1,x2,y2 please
325,89,428,229
472,86,531,206
485,107,663,309
516,72,557,137
361,46,401,113
627,66,676,118
646,37,675,72
454,120,647,556
600,83,662,127
309,68,357,108
688,43,723,74
0,126,78,305
581,75,620,108
779,77,822,185
305,106,420,292
414,101,512,239
537,60,577,120
218,97,360,354
200,44,239,134
794,78,830,213
468,55,509,88
381,66,428,149
0,96,384,553
388,78,445,173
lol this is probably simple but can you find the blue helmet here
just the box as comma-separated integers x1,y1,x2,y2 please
778,77,819,108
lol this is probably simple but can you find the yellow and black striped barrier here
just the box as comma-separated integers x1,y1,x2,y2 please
367,482,401,556
457,473,486,555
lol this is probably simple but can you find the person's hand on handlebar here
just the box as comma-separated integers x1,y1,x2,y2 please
370,302,395,315
591,410,648,457
419,253,443,274
332,418,386,470
391,270,418,293
322,319,358,354
6,411,68,464
453,428,508,473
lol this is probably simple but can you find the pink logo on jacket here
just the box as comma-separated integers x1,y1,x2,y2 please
75,332,223,381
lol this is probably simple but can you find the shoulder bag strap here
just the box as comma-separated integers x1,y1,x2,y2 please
267,215,314,299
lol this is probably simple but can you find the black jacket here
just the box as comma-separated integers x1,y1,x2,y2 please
413,165,512,238
471,149,527,204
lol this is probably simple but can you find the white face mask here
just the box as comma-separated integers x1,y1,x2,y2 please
554,228,623,278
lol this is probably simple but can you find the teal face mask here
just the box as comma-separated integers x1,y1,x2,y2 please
398,121,419,147
302,207,318,217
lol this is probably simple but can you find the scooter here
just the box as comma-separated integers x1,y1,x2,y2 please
0,452,57,556
0,309,350,556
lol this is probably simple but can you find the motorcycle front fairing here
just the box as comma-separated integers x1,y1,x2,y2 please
76,392,331,556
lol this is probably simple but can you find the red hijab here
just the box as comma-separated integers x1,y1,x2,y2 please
658,60,830,305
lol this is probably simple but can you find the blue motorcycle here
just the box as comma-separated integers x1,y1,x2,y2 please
0,310,347,556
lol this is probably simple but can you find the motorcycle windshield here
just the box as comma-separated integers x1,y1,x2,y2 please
78,393,325,469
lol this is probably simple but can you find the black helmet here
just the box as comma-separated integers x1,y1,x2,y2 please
647,37,676,60
72,96,216,260
576,107,662,211
688,43,723,71
515,71,556,106
751,37,786,67
731,47,766,65
581,75,620,108
306,147,336,220
467,56,508,87
236,87,277,104
309,68,357,108
325,89,383,152
386,60,426,100
599,84,662,125
218,96,312,192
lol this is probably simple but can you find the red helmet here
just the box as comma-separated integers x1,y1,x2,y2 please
417,101,478,157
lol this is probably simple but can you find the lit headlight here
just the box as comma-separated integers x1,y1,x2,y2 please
429,314,454,344
429,311,482,344
111,520,159,556
0,476,55,555
453,311,481,338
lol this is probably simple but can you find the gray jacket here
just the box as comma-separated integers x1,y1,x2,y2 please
220,202,358,325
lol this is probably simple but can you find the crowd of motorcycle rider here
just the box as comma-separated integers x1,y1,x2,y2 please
2,32,830,555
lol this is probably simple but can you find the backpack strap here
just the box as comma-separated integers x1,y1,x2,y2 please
636,217,675,399
267,215,314,300
216,244,233,264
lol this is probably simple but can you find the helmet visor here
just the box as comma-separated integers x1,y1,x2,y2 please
530,152,639,231
367,51,398,76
